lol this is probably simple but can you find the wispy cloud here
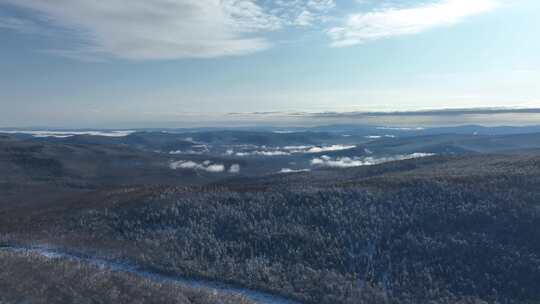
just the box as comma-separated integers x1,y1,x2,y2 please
1,0,340,60
307,0,335,12
0,15,39,33
0,0,501,59
270,0,336,28
328,0,498,47
1,0,282,60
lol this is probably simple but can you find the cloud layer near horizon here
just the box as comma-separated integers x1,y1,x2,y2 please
311,153,435,168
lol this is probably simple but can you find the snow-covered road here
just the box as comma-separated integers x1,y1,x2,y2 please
0,244,301,304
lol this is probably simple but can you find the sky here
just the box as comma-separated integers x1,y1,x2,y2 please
0,0,539,128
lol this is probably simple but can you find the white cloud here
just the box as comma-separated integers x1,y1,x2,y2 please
233,144,356,157
274,0,335,28
0,129,135,138
377,127,425,131
311,153,435,168
229,164,241,173
365,135,396,139
272,130,297,134
295,10,316,27
0,16,39,33
235,150,291,156
328,0,498,47
169,144,210,155
206,164,226,173
170,160,225,173
2,0,281,60
283,144,356,153
2,0,341,59
279,168,311,173
307,0,335,11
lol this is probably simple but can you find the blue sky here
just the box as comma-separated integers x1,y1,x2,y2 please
0,0,539,127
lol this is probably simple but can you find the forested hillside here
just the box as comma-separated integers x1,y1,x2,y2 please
3,153,539,304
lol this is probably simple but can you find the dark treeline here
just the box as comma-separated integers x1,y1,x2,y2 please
53,155,540,304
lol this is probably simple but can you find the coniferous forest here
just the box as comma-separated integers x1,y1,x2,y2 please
2,130,540,303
